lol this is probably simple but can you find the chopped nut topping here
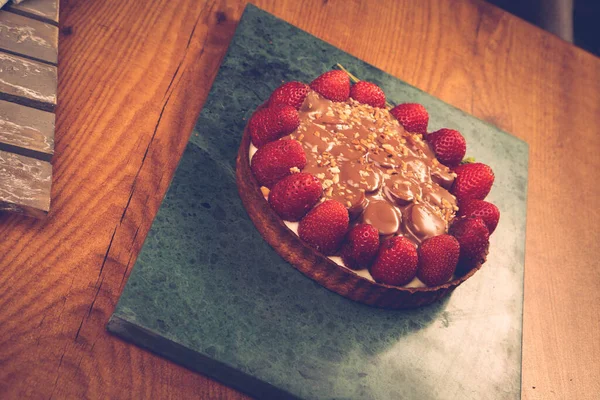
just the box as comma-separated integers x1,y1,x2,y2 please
269,89,458,247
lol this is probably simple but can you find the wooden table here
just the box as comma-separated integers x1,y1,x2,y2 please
0,0,598,398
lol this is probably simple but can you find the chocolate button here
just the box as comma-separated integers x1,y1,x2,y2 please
361,200,401,235
402,203,446,243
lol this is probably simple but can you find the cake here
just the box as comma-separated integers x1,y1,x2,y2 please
236,70,499,308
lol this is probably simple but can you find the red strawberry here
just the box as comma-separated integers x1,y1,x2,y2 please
389,103,429,133
370,236,418,286
298,200,349,255
341,224,380,270
310,70,350,102
452,163,495,203
249,105,300,148
268,173,323,221
350,81,386,108
275,104,301,135
457,200,500,234
269,81,310,110
417,234,460,286
251,139,306,188
427,128,467,167
449,217,490,275
248,107,280,148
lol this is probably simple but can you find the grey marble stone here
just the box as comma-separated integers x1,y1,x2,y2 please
0,99,54,160
0,51,56,111
109,5,528,400
0,148,50,217
0,10,58,65
6,0,59,26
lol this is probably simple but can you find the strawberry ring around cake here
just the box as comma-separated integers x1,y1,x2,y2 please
235,70,496,309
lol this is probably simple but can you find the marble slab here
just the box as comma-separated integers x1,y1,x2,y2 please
0,148,51,217
6,0,59,26
108,5,529,400
0,99,54,161
0,51,57,112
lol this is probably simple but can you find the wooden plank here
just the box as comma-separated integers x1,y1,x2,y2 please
0,148,51,218
0,51,57,111
6,0,60,26
0,10,58,65
0,99,54,161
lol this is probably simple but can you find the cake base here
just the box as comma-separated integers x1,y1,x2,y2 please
236,127,486,309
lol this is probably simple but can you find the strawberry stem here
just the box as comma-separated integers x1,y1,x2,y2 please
461,156,476,164
335,63,360,83
334,63,395,110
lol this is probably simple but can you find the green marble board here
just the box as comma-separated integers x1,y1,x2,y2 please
108,5,528,400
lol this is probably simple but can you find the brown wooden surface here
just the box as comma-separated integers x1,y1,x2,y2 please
0,0,598,399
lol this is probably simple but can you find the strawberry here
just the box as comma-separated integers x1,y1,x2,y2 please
248,105,300,148
427,128,467,167
457,200,500,234
370,236,418,286
268,81,310,110
449,217,490,275
390,103,429,134
275,104,301,135
268,173,323,221
350,81,386,108
248,107,280,148
250,139,306,188
452,163,495,203
310,70,350,102
298,200,349,255
341,224,380,270
417,234,460,286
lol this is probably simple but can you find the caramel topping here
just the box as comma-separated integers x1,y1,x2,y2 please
286,90,457,245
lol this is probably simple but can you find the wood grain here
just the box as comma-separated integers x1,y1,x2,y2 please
0,0,598,399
